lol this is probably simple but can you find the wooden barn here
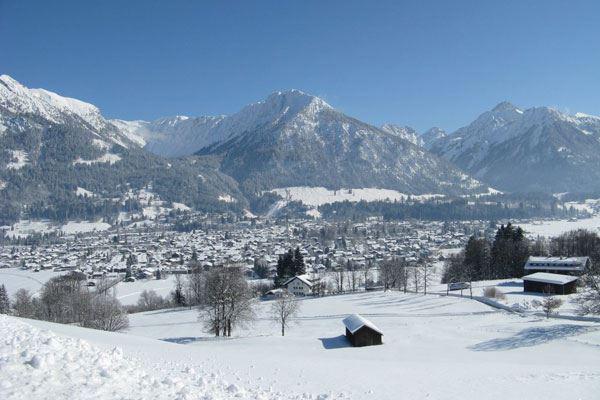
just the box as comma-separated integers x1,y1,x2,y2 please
522,272,578,295
342,314,383,347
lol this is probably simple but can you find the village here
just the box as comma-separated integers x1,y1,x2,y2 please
0,214,492,297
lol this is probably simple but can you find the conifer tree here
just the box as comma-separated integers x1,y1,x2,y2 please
0,284,11,314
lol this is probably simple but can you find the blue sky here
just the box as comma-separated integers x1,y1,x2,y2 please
1,0,599,132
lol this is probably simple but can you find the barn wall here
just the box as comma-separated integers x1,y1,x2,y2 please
523,280,577,295
351,327,382,347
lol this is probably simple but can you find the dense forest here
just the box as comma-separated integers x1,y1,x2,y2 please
318,195,577,222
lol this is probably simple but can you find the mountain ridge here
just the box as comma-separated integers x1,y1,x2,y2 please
429,102,600,193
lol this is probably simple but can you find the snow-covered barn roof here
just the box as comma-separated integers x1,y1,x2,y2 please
524,256,588,271
522,272,578,285
342,314,383,335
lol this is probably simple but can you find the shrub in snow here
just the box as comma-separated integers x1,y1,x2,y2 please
83,296,129,332
576,289,600,315
483,287,506,300
532,297,563,319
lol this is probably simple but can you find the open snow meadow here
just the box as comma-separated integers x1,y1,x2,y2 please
3,291,599,400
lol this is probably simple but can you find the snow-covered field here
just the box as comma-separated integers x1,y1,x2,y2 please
3,219,112,238
60,220,111,234
114,275,178,305
2,291,599,399
0,267,175,305
0,268,67,297
269,186,444,207
123,292,600,400
518,214,600,238
73,153,121,165
3,220,54,238
428,278,588,316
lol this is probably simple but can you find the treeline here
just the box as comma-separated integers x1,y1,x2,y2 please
443,223,530,283
319,197,577,221
0,273,129,331
0,121,246,225
274,247,306,286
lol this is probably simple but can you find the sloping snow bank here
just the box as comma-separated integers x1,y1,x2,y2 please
0,315,320,400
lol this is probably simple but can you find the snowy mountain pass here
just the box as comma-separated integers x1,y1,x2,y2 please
124,291,600,400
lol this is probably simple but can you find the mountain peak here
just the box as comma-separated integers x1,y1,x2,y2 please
0,74,103,129
492,101,518,112
0,74,22,88
381,124,423,146
263,89,332,112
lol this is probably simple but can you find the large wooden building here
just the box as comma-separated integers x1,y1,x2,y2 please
522,272,579,295
342,314,383,347
524,256,589,275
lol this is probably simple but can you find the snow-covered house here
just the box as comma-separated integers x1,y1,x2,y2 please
283,275,313,296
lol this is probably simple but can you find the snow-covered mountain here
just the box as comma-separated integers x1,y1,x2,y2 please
429,102,600,193
195,90,487,195
381,124,424,146
115,89,337,158
0,75,244,223
0,74,141,149
421,127,447,149
111,115,227,157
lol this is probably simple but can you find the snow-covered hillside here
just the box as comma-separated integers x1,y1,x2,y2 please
3,291,599,400
421,127,447,149
0,74,136,148
123,291,599,400
111,115,227,158
381,124,423,146
0,315,307,400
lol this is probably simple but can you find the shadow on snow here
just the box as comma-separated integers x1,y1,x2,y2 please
469,324,598,351
319,335,351,350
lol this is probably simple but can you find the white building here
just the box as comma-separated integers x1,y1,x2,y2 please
283,275,313,296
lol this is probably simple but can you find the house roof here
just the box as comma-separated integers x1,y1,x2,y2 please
283,275,313,287
342,314,383,335
524,256,588,271
522,272,579,285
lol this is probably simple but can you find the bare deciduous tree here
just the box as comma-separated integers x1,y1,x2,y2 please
271,293,301,336
187,267,205,306
83,296,129,331
200,266,255,337
12,288,35,318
